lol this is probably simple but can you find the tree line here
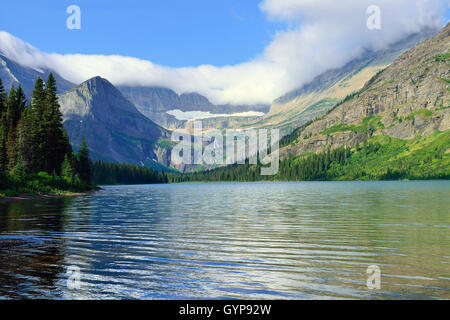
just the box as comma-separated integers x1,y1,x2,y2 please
169,146,352,182
91,161,168,185
0,75,91,193
169,136,449,183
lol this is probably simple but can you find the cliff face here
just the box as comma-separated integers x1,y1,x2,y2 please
283,24,449,157
118,86,214,111
247,28,439,134
59,77,170,165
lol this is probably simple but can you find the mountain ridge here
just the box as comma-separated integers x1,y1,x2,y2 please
58,76,171,167
281,23,449,157
119,85,269,129
241,27,441,135
0,53,75,97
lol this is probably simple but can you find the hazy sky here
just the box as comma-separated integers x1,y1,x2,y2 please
0,0,448,105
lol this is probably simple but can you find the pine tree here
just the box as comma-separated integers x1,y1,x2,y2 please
10,157,26,187
0,90,7,173
78,137,91,185
6,124,17,171
14,85,27,121
3,85,26,171
17,108,33,170
0,120,6,173
0,78,7,116
61,154,75,183
6,86,16,125
42,73,70,173
29,77,46,172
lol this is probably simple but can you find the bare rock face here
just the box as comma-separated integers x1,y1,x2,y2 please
284,23,450,156
154,145,171,167
261,28,438,134
59,77,170,166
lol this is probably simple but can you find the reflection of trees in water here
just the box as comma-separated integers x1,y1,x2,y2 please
0,198,74,299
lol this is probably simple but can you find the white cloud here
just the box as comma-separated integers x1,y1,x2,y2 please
0,0,446,105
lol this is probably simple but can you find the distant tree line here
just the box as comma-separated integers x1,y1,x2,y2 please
0,75,91,193
169,146,352,182
91,161,168,185
169,136,449,182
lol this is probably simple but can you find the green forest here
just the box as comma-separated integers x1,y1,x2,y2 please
0,75,93,197
169,131,450,182
0,76,168,197
91,161,168,185
1,75,448,198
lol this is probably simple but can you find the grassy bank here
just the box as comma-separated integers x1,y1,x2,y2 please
0,171,93,200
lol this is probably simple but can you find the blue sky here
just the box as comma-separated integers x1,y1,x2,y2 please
0,0,286,67
0,1,448,68
1,0,448,105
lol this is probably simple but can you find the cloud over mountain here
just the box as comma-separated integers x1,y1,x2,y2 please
0,0,446,105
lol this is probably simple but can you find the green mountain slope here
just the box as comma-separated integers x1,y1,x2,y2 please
171,131,449,182
172,24,449,182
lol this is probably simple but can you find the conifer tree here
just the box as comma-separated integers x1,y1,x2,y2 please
61,154,75,183
0,79,6,175
6,124,17,171
6,86,16,126
0,79,7,116
0,76,96,191
78,137,91,185
14,85,27,122
0,123,6,173
30,77,46,172
43,73,70,173
10,157,26,187
17,108,33,170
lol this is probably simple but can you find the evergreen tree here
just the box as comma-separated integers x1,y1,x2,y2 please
61,154,75,183
6,86,17,126
0,76,97,193
0,80,6,173
29,77,46,172
0,123,6,174
43,73,71,173
3,85,26,171
78,137,91,185
0,79,7,116
90,161,167,185
10,157,26,187
6,124,17,170
14,85,27,121
17,108,33,170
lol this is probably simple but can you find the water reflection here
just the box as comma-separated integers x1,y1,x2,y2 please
0,198,74,299
0,181,449,299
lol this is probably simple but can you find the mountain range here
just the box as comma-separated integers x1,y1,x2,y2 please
0,53,75,97
118,85,269,129
279,23,449,175
58,76,171,167
240,28,440,135
180,23,449,181
0,25,447,173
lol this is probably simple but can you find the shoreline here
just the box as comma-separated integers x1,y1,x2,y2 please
0,189,101,203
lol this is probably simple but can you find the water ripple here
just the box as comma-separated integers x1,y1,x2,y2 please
0,181,449,299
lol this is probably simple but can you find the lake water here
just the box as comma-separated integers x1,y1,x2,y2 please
0,181,449,299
